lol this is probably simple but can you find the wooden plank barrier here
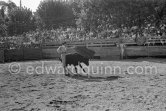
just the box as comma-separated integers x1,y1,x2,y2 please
3,37,166,62
4,49,24,62
23,48,42,60
0,49,4,63
125,46,149,57
43,40,121,60
88,47,120,59
42,47,60,59
125,46,166,57
148,46,166,56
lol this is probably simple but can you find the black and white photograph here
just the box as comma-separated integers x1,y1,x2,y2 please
0,0,166,111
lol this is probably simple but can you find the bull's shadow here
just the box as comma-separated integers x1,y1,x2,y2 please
65,73,121,82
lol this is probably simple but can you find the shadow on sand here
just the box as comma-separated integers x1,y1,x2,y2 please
100,57,166,64
65,73,122,82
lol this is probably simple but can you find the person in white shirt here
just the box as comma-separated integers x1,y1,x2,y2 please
117,39,126,59
57,42,68,74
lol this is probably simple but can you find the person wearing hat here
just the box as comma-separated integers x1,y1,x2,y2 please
57,42,68,74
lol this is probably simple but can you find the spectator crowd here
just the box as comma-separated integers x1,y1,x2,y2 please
0,25,166,49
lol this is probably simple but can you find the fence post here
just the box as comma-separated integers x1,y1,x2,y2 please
40,45,42,60
120,44,123,59
23,45,24,61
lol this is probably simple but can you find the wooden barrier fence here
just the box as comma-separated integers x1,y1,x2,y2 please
0,50,4,63
1,37,166,63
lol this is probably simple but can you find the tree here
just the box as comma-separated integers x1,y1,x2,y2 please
0,17,7,37
7,7,36,35
36,0,76,29
73,0,166,36
0,0,17,36
0,0,17,19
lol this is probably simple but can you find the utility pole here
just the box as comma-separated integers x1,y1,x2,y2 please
20,0,22,8
20,0,22,34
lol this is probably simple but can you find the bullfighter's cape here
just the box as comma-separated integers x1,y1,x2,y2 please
67,46,95,59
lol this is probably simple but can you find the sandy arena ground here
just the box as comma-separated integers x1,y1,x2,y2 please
0,58,166,111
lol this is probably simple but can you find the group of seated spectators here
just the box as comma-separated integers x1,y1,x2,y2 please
0,25,166,49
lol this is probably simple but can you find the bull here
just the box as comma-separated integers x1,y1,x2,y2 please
60,53,89,75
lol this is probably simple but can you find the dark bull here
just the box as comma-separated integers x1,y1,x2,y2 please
60,53,89,74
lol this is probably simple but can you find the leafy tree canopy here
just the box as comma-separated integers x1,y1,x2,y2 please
73,0,166,35
37,0,76,29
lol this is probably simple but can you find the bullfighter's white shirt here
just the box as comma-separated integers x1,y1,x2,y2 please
57,45,67,67
57,45,67,54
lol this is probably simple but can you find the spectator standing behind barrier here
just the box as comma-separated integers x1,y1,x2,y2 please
117,38,126,59
57,42,68,74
